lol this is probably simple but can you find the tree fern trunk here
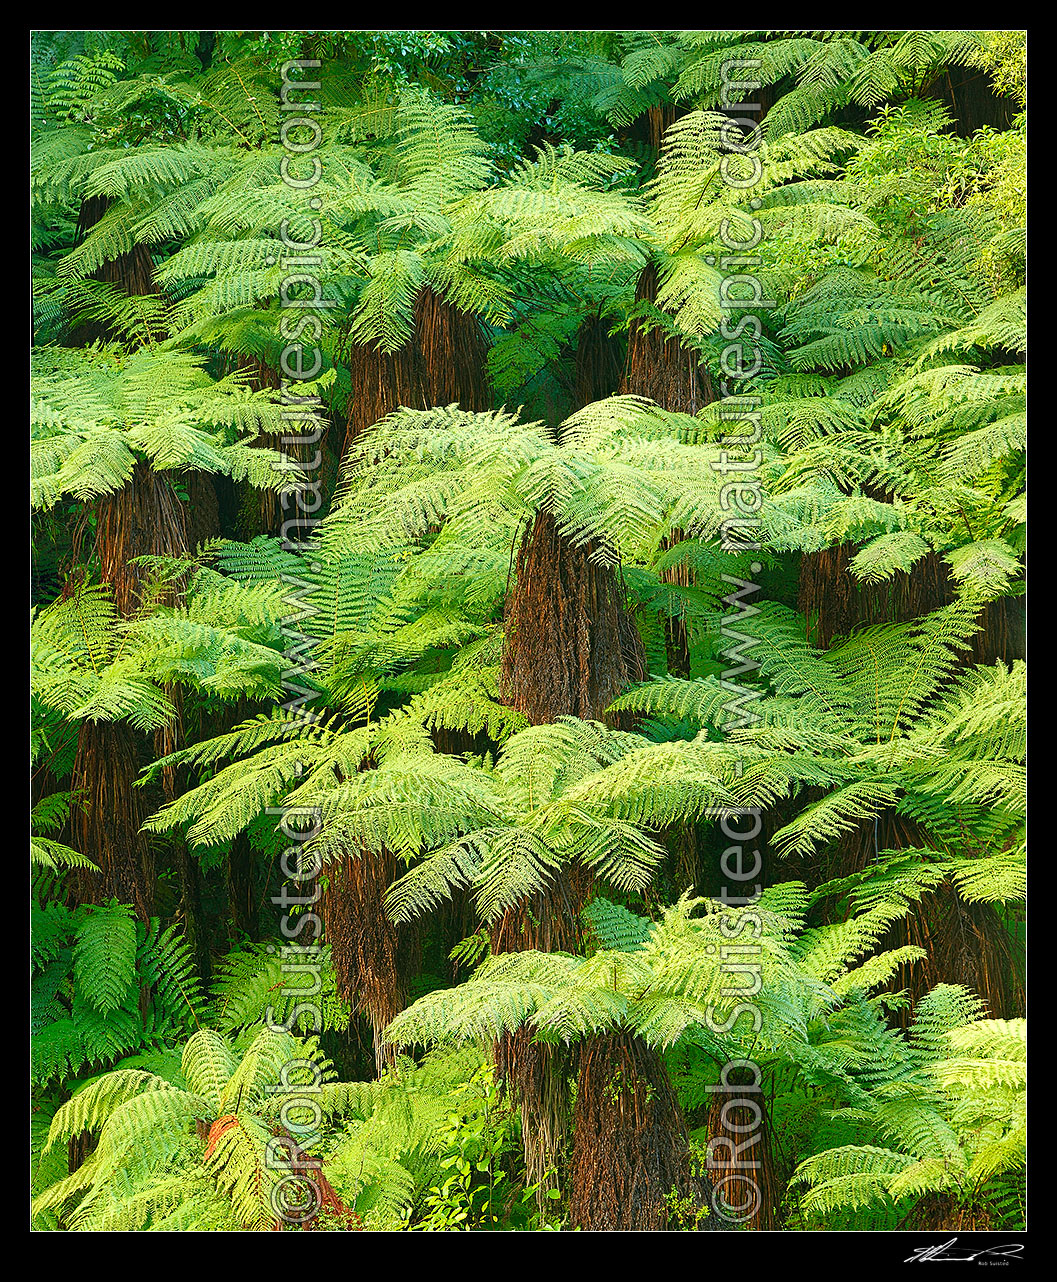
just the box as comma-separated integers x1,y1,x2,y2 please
186,469,222,551
617,103,681,163
234,357,284,540
494,1030,570,1199
491,485,655,1215
61,201,185,923
494,510,654,1212
799,544,949,650
568,1031,719,1231
172,838,211,985
620,262,714,680
155,696,213,983
489,327,695,1217
414,284,491,410
499,509,645,726
70,718,155,920
488,871,592,1199
620,261,714,414
84,460,189,616
64,194,156,348
340,285,490,460
809,812,1024,1021
572,310,624,408
907,1193,995,1231
322,847,408,1078
702,1087,783,1230
798,543,1024,665
226,833,260,946
484,866,590,1194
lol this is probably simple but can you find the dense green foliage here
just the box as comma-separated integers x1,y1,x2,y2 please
30,29,1025,1233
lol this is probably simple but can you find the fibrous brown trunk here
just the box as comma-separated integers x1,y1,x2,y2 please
798,543,1024,665
660,820,702,901
809,812,1024,1021
342,341,423,461
414,284,491,410
186,470,222,551
500,510,645,727
494,507,646,1207
341,285,490,459
658,534,695,676
154,693,212,981
620,261,714,414
489,867,592,1198
799,544,952,650
881,881,1024,1024
227,356,339,542
494,1031,570,1199
703,1088,783,1230
84,460,189,616
573,311,624,408
620,262,714,680
61,189,189,615
64,194,157,348
173,838,211,984
646,104,678,156
907,1194,997,1231
618,103,680,162
235,357,282,539
489,863,593,959
70,718,155,920
929,63,1017,137
322,847,408,1077
226,833,260,946
569,1031,716,1232
60,201,182,923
